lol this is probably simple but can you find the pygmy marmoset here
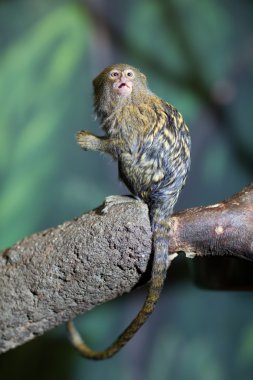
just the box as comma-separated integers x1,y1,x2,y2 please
67,63,191,360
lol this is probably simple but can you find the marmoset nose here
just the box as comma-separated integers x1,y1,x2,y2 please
120,72,127,81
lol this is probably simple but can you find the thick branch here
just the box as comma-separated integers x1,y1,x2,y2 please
0,185,252,354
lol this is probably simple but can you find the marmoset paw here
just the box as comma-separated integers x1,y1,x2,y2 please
75,130,96,150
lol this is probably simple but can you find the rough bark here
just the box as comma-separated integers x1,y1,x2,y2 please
0,185,252,354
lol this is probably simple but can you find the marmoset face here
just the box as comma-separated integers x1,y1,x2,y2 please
93,63,148,103
108,67,135,96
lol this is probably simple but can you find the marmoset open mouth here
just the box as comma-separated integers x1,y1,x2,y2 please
118,82,128,88
114,81,132,96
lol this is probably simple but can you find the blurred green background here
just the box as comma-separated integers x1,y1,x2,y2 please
0,0,253,379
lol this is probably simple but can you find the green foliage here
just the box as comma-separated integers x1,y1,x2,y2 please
238,324,253,367
1,0,253,379
0,2,90,248
149,328,224,380
202,139,229,184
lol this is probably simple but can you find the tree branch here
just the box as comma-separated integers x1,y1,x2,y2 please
0,185,252,354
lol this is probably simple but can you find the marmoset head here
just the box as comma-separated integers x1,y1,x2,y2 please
93,64,149,116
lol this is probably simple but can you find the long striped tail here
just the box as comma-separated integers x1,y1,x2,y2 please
67,207,171,360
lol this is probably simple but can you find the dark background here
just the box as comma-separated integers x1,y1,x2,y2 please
0,0,253,379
